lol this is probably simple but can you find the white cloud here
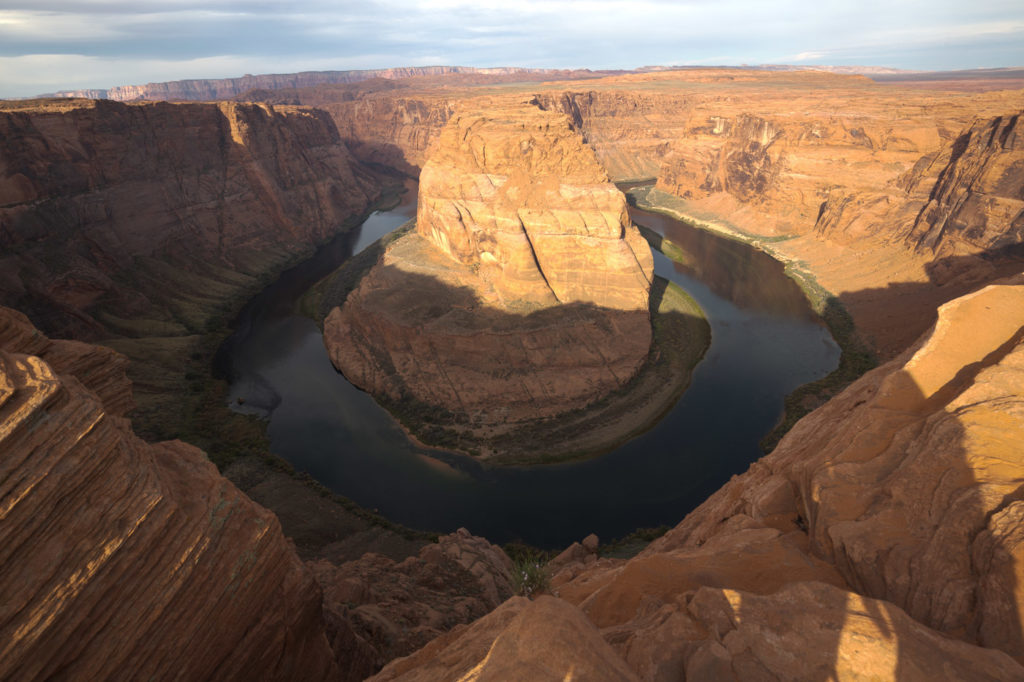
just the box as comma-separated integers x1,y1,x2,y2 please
0,0,1022,97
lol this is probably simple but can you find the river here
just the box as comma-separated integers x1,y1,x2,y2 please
219,181,839,548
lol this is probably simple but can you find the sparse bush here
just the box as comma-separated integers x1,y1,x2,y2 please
511,554,550,599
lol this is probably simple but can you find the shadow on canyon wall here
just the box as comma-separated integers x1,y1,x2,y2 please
837,243,1024,357
782,319,1024,677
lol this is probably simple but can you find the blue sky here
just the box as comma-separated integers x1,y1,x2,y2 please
1,0,1022,97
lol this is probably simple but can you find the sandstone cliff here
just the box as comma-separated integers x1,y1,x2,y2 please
0,98,376,340
416,105,653,311
0,305,525,680
0,97,379,437
372,280,1024,681
324,104,656,449
0,305,340,680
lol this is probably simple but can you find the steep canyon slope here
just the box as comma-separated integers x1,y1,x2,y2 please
0,306,340,680
0,97,379,437
0,306,523,681
373,280,1024,681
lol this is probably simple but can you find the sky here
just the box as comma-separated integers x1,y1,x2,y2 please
1,0,1023,98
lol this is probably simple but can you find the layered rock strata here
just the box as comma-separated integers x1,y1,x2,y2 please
372,281,1024,680
0,305,340,680
0,97,379,438
314,70,1023,356
0,98,376,340
325,104,654,435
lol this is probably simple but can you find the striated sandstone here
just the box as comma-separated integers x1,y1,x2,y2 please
0,98,376,340
0,97,380,439
316,69,1023,356
633,281,1024,663
0,306,340,680
325,104,654,439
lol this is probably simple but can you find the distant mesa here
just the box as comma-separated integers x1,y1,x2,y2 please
322,102,674,461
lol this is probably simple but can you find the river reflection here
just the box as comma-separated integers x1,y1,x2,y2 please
221,184,839,548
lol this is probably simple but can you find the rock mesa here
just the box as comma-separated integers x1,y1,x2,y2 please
325,104,654,435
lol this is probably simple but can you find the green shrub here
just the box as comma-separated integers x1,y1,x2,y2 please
511,554,550,599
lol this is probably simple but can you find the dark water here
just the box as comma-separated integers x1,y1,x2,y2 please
220,184,839,548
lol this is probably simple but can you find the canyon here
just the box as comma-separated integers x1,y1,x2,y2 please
0,66,1022,680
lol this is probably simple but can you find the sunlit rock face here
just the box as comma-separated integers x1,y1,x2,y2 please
416,104,653,311
0,306,339,681
325,103,654,434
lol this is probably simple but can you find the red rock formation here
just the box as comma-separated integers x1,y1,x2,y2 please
324,104,654,439
0,98,377,340
371,596,640,682
905,112,1023,254
312,71,1022,357
0,305,340,680
416,105,653,311
369,281,1024,680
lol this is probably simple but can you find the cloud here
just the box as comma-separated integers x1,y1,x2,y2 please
791,51,826,62
0,0,1022,97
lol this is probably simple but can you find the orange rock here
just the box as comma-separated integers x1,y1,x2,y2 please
0,306,339,680
416,104,653,311
369,596,639,682
312,528,515,678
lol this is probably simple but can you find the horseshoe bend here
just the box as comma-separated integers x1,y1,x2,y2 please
1,63,1024,680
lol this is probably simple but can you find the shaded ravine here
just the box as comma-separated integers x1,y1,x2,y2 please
220,185,839,548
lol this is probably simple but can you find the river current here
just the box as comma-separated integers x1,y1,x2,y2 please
220,182,838,548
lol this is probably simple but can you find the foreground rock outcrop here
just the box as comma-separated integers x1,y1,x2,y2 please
0,306,340,680
373,280,1024,680
324,104,655,451
313,528,515,679
0,306,523,681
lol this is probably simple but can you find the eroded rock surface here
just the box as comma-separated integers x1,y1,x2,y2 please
0,306,339,681
313,528,515,679
374,281,1024,680
325,104,654,439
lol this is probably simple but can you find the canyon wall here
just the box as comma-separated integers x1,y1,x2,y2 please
0,98,376,340
0,306,340,680
0,97,380,437
0,305,523,681
373,279,1024,681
